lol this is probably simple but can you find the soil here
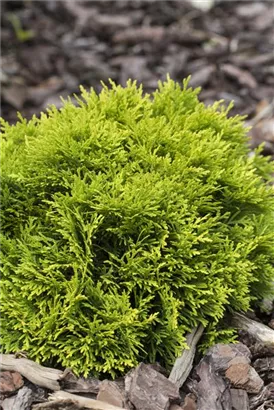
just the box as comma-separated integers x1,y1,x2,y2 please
1,0,274,156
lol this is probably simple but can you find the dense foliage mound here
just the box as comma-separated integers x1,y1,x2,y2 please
1,78,274,377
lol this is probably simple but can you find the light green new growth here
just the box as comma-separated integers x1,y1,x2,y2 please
1,78,274,377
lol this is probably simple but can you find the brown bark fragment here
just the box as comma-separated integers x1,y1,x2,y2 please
188,359,232,410
230,389,249,410
125,363,180,410
249,343,274,359
181,394,197,410
0,371,24,396
60,368,100,395
96,380,125,408
225,363,263,394
205,343,251,374
253,357,274,383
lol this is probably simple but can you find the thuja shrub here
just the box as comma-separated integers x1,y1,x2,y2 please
1,78,274,377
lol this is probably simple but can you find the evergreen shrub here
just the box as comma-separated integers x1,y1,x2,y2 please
1,78,274,377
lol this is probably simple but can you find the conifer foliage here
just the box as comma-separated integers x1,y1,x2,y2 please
1,78,274,377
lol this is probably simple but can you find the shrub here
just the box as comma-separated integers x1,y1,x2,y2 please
1,78,274,377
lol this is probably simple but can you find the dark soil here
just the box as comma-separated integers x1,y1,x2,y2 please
1,0,274,156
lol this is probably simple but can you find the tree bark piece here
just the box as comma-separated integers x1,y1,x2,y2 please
204,343,251,374
256,402,274,410
186,343,255,410
169,324,204,388
125,362,180,410
60,368,101,394
0,354,62,391
13,385,33,410
32,399,84,410
230,389,249,410
225,363,264,394
113,26,165,44
188,358,232,410
45,391,125,410
0,371,24,396
249,343,274,359
180,393,197,410
1,385,35,410
249,382,274,410
96,380,126,408
253,357,274,383
231,312,274,345
1,395,17,410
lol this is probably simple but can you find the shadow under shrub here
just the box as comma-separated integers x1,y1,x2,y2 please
1,78,274,377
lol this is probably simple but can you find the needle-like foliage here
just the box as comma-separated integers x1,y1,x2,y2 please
1,78,274,377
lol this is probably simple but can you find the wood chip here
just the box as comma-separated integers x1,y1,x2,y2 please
0,354,62,391
220,64,257,89
125,362,180,410
169,325,204,388
231,312,274,346
47,391,125,410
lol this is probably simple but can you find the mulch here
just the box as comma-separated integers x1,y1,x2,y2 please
1,318,274,409
1,0,274,156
